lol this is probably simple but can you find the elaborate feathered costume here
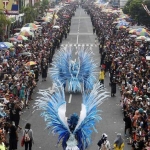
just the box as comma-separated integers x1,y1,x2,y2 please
50,45,97,92
35,83,108,150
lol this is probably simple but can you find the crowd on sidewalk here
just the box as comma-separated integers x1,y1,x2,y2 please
0,2,78,150
83,1,150,150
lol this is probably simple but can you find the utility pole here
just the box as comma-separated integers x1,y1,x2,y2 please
142,3,150,16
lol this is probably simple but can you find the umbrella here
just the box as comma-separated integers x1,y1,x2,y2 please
136,31,150,36
136,28,147,32
117,26,126,29
18,44,23,47
136,36,147,40
42,17,51,22
14,33,20,36
25,61,37,66
9,37,18,42
129,29,137,34
42,17,48,22
34,21,39,25
15,35,28,41
130,35,137,38
53,25,60,29
20,31,33,37
23,23,38,29
0,42,7,49
117,21,129,26
112,21,118,24
4,42,14,48
146,38,150,42
116,18,126,21
9,48,15,51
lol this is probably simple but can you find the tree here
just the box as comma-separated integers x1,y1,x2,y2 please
123,0,150,26
142,0,150,16
41,0,49,9
0,11,11,40
21,5,38,23
122,0,132,14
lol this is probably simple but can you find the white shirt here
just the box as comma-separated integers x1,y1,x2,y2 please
99,140,111,150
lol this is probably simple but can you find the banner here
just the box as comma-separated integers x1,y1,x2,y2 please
0,0,19,15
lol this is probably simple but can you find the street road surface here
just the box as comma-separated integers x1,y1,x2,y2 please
18,7,131,150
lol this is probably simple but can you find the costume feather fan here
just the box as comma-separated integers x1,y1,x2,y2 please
35,83,109,150
50,45,97,92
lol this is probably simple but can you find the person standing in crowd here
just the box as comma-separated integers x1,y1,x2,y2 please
100,50,106,66
33,66,39,82
23,123,34,150
13,103,22,131
97,133,111,150
113,133,124,150
93,26,95,34
9,121,18,150
132,133,145,150
111,76,117,97
123,112,132,136
41,61,48,81
6,98,15,123
99,68,105,87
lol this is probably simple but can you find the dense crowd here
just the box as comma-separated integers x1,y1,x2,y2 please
0,2,78,149
82,1,150,150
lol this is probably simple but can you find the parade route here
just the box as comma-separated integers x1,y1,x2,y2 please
18,7,130,150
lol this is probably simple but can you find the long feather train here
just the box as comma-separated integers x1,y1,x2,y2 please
73,83,109,149
34,85,70,149
35,82,109,150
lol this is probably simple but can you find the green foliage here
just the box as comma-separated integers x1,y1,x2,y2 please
34,2,41,8
21,5,38,23
123,0,150,26
21,0,49,24
129,0,143,18
41,0,49,9
122,0,132,14
0,11,11,36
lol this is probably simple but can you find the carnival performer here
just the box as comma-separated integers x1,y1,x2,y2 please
50,45,97,93
35,83,108,150
113,133,124,150
97,133,111,150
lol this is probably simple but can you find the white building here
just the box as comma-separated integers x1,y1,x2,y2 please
120,0,128,8
111,0,128,8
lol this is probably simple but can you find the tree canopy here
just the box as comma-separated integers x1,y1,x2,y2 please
123,0,150,26
0,11,11,37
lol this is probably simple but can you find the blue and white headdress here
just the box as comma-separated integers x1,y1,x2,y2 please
50,45,97,92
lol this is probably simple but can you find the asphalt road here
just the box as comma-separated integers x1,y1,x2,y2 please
18,7,131,150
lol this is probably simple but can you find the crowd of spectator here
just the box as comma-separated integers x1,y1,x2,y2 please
82,1,150,150
0,2,78,149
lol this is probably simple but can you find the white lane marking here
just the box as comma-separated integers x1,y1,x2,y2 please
77,35,79,44
73,17,90,19
76,9,81,44
69,33,93,35
68,94,72,103
61,44,95,47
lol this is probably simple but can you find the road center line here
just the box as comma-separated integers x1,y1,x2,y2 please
68,94,72,103
76,9,81,44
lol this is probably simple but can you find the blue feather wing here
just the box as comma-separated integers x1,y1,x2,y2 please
77,48,97,90
73,83,109,149
35,86,70,146
50,46,72,84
